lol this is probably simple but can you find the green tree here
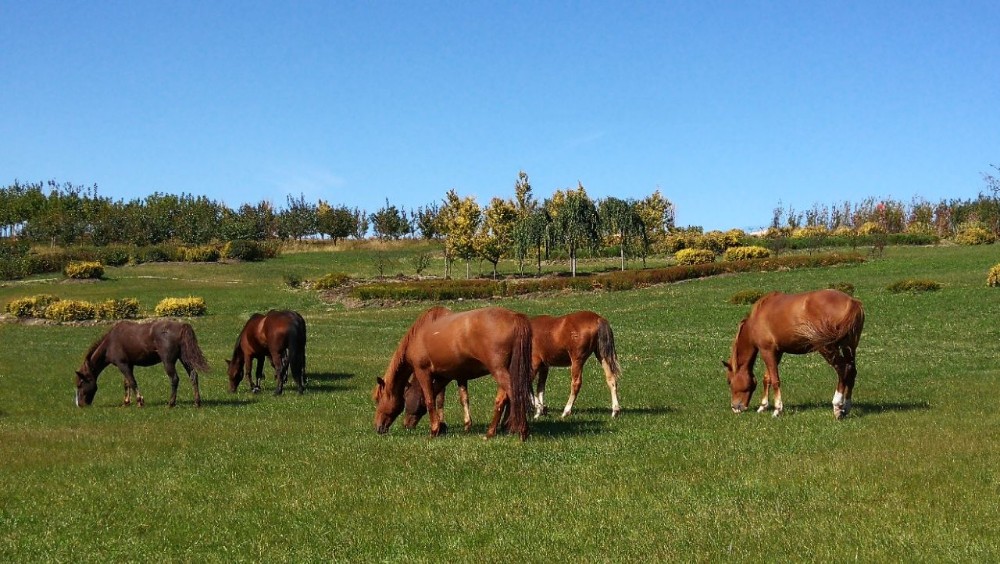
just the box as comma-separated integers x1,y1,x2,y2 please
370,199,410,241
548,183,600,277
599,196,648,270
475,197,518,279
512,208,550,275
317,201,357,244
635,189,676,248
438,189,481,278
414,202,442,239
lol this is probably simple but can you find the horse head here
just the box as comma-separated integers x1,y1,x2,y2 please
722,359,757,413
74,369,98,407
373,377,404,434
225,357,244,393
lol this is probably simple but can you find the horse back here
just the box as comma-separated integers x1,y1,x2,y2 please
414,307,520,377
531,311,603,367
751,289,863,353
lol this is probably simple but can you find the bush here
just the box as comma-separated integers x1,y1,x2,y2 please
313,273,350,290
828,282,856,295
96,298,141,320
45,300,97,322
132,245,173,264
97,245,131,267
223,240,265,262
723,246,771,262
954,226,995,246
6,294,61,318
283,273,303,289
988,264,1000,287
729,289,768,305
182,245,221,262
887,279,942,294
64,261,105,279
154,297,207,317
675,248,716,266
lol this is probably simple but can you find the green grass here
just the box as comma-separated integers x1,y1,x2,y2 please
2,243,1000,561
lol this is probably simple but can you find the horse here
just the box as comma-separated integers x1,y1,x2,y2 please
401,310,622,430
226,310,307,395
74,319,209,407
722,289,865,419
373,306,533,440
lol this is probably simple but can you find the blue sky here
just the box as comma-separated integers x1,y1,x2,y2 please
3,1,998,231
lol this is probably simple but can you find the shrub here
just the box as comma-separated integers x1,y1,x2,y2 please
64,261,105,279
857,222,887,235
154,297,207,317
954,226,995,246
313,273,350,290
259,240,282,259
791,226,829,239
45,300,97,322
97,245,131,267
729,289,768,305
6,294,61,318
675,248,716,266
96,298,141,320
132,245,173,264
723,246,771,262
887,279,942,294
181,245,221,262
828,282,856,295
283,273,303,289
223,240,265,262
987,264,1000,287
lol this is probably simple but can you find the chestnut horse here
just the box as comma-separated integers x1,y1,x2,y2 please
402,310,622,430
74,319,209,407
226,310,307,395
373,306,533,440
723,289,865,419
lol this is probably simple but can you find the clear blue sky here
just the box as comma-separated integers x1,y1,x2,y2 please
3,1,998,231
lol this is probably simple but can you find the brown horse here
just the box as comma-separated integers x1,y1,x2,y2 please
723,289,865,419
373,306,533,440
74,319,209,407
226,310,307,395
402,310,622,430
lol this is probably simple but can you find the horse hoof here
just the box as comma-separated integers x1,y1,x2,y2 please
611,409,621,418
757,405,769,414
771,410,782,418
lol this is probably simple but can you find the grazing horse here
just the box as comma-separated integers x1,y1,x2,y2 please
226,310,307,395
402,310,622,430
373,306,533,440
723,289,865,419
74,319,209,407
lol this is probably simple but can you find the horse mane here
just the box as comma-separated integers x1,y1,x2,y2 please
80,331,108,371
380,306,451,388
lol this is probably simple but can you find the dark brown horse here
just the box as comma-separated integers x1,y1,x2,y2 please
723,289,865,419
373,306,533,440
402,310,622,430
226,310,306,395
74,319,209,407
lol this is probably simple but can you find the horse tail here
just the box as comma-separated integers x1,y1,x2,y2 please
846,298,865,350
180,324,210,373
506,313,533,439
597,317,621,378
296,314,307,383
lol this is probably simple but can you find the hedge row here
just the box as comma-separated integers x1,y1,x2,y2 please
350,252,865,301
5,295,206,321
0,240,280,281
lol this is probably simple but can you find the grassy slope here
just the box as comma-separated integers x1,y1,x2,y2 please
1,243,999,561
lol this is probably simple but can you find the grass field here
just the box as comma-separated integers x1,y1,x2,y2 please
1,242,999,561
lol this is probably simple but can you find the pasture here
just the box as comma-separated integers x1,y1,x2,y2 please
1,243,998,561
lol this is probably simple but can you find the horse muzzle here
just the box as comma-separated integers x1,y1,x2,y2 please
731,403,747,414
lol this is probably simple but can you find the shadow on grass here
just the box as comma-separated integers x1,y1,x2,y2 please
304,372,354,393
785,399,931,416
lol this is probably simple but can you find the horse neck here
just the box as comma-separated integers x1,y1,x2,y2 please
82,337,111,378
382,307,449,392
732,321,758,371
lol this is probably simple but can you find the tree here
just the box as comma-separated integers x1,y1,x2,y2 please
352,208,369,239
278,194,318,241
317,201,357,244
635,189,676,248
475,197,518,278
513,170,538,216
370,199,410,241
599,197,647,270
548,183,600,277
512,208,550,275
414,202,442,239
438,189,481,278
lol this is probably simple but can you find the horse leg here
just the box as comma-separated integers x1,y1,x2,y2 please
533,363,549,418
456,380,472,432
163,361,181,408
486,388,510,439
600,357,622,417
180,359,202,408
118,364,143,407
252,356,264,393
561,359,584,418
756,373,771,414
760,351,782,417
415,371,444,437
272,351,288,396
827,346,857,419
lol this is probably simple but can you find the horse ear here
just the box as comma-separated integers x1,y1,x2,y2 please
722,360,732,371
